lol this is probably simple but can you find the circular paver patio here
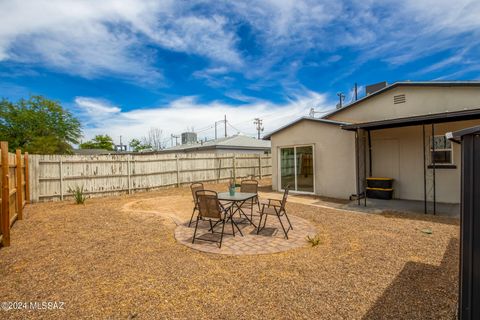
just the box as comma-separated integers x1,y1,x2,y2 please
175,213,317,255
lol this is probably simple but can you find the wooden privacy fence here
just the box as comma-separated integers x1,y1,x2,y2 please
0,142,29,247
29,153,272,202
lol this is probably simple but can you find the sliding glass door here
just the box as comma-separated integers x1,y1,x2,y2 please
280,147,295,189
280,145,314,193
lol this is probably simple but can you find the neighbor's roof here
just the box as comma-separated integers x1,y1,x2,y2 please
161,134,271,152
323,81,480,119
262,117,350,140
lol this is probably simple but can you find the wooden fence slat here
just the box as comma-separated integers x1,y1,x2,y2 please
258,154,262,179
127,155,131,194
59,158,63,201
29,152,272,201
233,154,237,180
1,142,10,247
16,150,23,220
176,155,180,187
25,152,30,204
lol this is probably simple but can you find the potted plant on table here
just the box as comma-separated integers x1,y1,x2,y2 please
229,172,236,196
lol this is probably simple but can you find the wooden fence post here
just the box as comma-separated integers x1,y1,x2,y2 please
127,155,131,194
1,141,10,246
59,158,64,200
258,154,263,179
216,155,221,183
232,154,236,182
15,150,23,220
176,154,180,187
24,152,30,204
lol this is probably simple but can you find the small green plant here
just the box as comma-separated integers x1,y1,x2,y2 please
69,185,87,204
306,234,322,247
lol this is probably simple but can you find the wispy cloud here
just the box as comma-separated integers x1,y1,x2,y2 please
1,0,480,86
0,0,240,82
75,97,121,115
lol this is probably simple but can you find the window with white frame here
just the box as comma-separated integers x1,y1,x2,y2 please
431,135,453,164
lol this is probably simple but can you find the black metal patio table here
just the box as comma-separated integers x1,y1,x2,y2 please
217,192,258,235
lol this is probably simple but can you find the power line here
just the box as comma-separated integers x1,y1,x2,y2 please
227,122,257,137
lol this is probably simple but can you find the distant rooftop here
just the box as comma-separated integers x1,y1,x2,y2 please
161,134,271,153
73,148,114,155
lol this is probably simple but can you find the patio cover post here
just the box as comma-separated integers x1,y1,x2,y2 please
364,129,367,207
368,130,372,177
432,123,437,215
355,129,360,205
423,124,427,214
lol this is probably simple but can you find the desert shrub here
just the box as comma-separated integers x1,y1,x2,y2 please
68,185,87,204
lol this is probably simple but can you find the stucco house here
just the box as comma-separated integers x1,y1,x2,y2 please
264,81,480,212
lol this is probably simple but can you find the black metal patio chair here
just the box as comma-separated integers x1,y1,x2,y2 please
192,190,239,248
239,179,261,220
188,182,204,227
256,185,293,239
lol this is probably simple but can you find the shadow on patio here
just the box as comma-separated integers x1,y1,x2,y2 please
362,237,459,319
343,198,460,218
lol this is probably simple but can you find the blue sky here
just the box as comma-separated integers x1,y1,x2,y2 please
1,0,479,146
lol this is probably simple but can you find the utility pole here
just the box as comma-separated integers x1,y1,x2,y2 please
117,135,127,152
214,116,227,140
354,83,358,101
170,134,179,147
336,92,345,109
224,114,227,137
253,118,264,139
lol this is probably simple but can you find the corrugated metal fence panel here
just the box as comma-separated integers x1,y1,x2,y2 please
459,132,480,320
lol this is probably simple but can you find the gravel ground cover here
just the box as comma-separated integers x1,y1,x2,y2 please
0,181,459,319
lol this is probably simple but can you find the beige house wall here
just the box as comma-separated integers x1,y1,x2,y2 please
327,86,480,123
370,119,480,204
270,85,480,203
271,120,356,199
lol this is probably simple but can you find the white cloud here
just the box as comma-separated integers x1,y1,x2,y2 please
1,0,479,84
0,0,241,80
77,91,331,146
75,97,121,115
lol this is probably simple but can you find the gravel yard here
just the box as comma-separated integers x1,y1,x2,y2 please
0,182,459,319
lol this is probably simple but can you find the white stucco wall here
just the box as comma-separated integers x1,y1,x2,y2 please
370,119,480,204
271,119,356,199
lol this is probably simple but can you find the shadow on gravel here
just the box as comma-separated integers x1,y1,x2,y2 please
363,238,459,320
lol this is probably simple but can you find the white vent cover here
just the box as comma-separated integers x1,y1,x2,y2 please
393,94,406,104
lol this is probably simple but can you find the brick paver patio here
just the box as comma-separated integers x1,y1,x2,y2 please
175,213,317,255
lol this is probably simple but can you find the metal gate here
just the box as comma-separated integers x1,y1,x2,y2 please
448,126,480,320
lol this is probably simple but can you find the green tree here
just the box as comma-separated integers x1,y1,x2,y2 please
0,95,82,154
129,138,152,152
80,134,114,150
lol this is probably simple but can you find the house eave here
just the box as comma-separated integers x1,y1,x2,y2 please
324,81,480,119
341,108,480,131
263,117,350,140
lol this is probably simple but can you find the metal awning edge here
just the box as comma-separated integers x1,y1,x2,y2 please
341,108,480,131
